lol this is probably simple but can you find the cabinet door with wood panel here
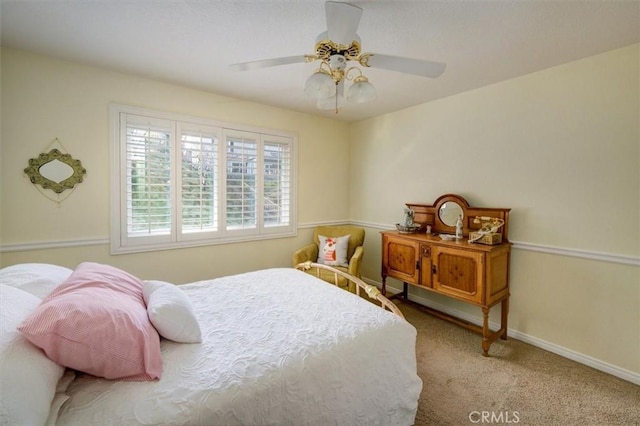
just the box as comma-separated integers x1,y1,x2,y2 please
381,233,420,284
432,246,484,304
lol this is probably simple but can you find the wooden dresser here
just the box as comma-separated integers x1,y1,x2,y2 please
381,194,511,356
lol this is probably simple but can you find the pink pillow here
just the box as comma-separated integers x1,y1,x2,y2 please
18,262,162,381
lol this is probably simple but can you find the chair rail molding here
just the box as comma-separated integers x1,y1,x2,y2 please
0,221,346,253
1,238,109,253
511,241,639,266
2,220,639,267
349,220,640,267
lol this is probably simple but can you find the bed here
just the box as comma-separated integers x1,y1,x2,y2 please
0,262,422,426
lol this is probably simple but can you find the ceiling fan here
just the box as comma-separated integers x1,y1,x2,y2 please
229,1,446,113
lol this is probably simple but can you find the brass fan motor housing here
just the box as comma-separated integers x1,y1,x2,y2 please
306,39,373,67
315,39,360,60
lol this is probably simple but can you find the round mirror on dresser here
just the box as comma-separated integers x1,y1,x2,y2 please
438,201,463,227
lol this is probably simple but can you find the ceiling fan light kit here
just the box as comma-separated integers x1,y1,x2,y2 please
304,68,335,99
346,73,376,104
304,52,377,111
230,1,445,114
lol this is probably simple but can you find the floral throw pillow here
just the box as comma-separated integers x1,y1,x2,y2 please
317,234,350,267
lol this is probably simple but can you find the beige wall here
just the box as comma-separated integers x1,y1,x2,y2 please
1,44,638,380
0,48,349,281
350,44,639,376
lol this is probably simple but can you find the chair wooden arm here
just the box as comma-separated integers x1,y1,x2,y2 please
295,261,405,320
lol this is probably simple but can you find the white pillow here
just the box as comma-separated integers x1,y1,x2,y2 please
0,263,73,299
0,284,65,426
317,234,350,267
143,280,202,343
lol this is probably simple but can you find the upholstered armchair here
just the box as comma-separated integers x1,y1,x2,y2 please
292,225,365,293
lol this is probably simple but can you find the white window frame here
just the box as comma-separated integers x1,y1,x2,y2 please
110,104,297,254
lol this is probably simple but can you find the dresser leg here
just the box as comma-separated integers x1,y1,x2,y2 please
402,282,408,299
501,298,509,340
381,276,387,296
481,307,490,357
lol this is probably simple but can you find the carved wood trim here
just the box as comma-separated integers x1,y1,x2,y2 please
406,194,511,241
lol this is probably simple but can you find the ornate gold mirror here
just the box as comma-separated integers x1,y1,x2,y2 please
24,149,86,194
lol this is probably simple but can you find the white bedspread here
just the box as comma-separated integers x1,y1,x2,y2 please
56,268,422,425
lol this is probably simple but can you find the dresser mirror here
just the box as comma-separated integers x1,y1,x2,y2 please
405,194,510,241
438,201,463,227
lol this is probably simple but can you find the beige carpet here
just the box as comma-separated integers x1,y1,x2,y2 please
398,301,640,426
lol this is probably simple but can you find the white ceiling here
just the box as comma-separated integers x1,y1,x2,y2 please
1,0,639,122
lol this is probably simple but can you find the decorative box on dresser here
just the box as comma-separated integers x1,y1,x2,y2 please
381,194,512,356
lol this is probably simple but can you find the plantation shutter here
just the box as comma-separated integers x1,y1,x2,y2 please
263,136,292,229
224,131,258,231
179,124,220,239
111,104,297,254
122,114,174,245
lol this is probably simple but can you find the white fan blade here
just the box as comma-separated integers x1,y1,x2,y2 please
229,55,307,71
325,1,363,45
365,54,446,78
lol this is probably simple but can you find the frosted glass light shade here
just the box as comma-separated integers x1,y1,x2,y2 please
347,80,377,103
304,71,334,99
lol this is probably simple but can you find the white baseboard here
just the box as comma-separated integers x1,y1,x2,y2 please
366,278,640,386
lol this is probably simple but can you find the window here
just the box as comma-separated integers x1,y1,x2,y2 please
110,105,296,253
